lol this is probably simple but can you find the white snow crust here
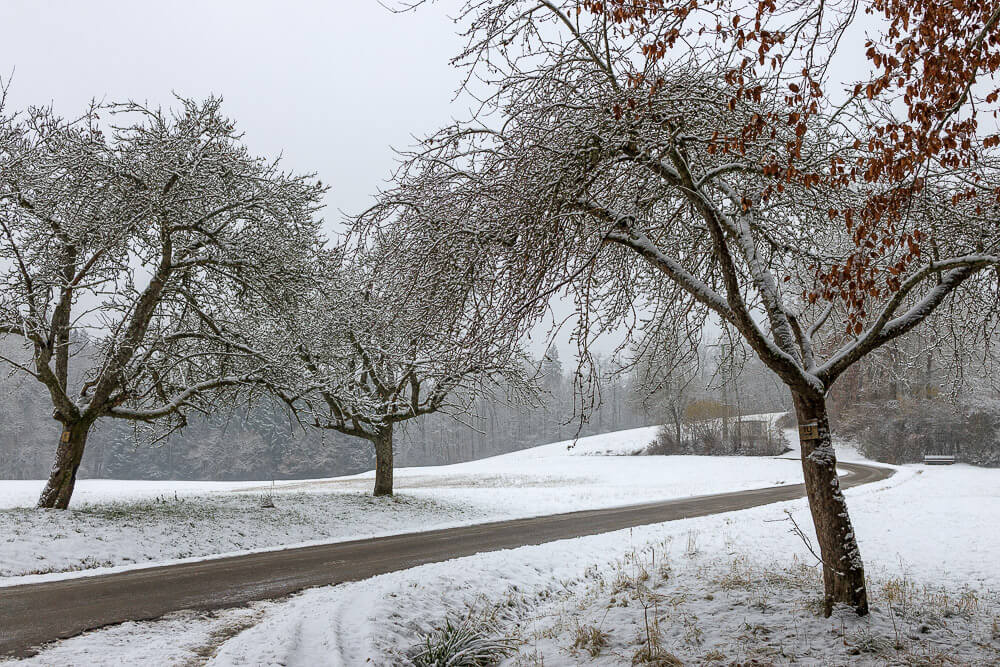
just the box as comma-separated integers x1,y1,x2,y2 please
6,422,998,666
1,418,797,580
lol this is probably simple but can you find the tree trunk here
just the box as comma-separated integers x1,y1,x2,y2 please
38,420,92,510
722,386,730,445
372,425,394,497
792,391,869,617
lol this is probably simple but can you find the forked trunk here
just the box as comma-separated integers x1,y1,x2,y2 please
37,420,92,510
792,391,869,616
372,425,394,497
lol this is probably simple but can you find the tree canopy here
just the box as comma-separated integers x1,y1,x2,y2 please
0,96,323,507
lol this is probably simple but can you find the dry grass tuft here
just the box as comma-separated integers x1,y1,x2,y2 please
572,622,610,657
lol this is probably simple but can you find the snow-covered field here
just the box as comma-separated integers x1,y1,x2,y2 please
1,417,803,580
9,439,999,666
6,418,998,665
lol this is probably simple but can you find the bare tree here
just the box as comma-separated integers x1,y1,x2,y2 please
252,229,536,496
630,309,705,450
361,1,1000,615
0,96,322,508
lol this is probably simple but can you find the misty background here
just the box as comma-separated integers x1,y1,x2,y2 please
1,2,995,480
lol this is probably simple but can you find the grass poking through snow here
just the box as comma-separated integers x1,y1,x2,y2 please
0,492,496,578
408,593,524,666
495,535,1000,665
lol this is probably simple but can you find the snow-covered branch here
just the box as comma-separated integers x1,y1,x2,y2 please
817,256,1000,382
107,374,259,421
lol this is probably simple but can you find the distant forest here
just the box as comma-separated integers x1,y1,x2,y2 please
10,329,999,480
0,339,790,481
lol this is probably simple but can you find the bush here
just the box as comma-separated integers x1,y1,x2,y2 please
646,419,788,457
839,398,1000,467
775,411,797,429
646,425,686,455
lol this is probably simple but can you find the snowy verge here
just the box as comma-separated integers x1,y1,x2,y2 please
207,461,1000,665
1,424,809,580
495,459,1000,665
10,450,997,665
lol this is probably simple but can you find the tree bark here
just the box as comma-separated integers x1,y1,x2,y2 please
792,390,869,616
372,425,394,497
37,420,92,510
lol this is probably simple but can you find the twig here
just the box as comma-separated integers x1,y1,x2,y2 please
781,509,845,577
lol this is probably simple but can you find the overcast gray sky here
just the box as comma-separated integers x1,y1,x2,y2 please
0,2,880,361
0,1,468,233
0,1,587,355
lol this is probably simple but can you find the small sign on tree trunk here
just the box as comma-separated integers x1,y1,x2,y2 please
798,421,820,441
60,431,71,443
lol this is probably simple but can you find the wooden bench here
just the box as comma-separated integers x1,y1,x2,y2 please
923,454,956,465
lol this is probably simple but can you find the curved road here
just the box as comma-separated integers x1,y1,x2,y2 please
0,460,892,658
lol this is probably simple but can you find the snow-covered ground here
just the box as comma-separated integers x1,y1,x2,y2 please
7,419,998,665
1,417,802,580
9,438,999,666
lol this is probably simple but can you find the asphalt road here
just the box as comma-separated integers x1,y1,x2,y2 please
0,460,893,658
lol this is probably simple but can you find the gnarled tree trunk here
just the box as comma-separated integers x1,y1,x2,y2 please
792,390,868,616
37,420,92,510
372,425,394,497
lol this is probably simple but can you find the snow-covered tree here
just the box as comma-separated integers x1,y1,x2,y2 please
251,228,536,496
360,1,1000,615
0,97,323,508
